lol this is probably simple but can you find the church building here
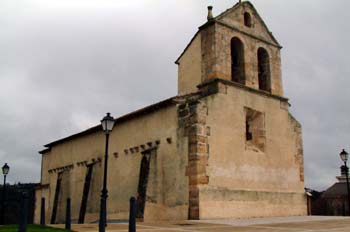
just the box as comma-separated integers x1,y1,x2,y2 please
34,1,307,223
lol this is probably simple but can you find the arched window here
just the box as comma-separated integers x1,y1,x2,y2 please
257,47,271,92
231,37,245,84
244,12,252,27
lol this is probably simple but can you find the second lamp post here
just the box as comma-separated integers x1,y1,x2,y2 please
99,113,115,232
1,163,10,225
340,149,350,216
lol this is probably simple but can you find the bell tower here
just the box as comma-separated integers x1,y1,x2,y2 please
176,1,284,97
176,2,306,219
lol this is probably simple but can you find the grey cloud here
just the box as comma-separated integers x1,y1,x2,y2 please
0,0,349,191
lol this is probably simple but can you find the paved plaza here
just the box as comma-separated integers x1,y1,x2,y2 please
52,216,350,232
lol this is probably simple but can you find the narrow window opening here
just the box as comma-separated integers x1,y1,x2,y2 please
231,37,245,85
257,47,271,92
244,12,252,27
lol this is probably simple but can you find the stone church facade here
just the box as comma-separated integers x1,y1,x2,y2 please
34,1,306,223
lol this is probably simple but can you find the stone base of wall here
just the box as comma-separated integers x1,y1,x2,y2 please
80,207,187,223
83,212,129,223
144,203,188,221
83,213,99,223
199,186,307,219
82,203,188,223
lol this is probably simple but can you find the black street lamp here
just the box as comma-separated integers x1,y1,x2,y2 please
1,163,10,225
340,149,350,216
99,113,115,232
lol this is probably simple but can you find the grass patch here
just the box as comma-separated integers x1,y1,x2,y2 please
0,225,70,232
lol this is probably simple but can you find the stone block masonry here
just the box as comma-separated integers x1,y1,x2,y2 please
178,99,210,220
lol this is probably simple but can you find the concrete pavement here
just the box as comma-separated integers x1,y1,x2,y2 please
51,216,350,232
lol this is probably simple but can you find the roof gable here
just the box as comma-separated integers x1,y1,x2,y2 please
215,1,280,47
175,1,281,64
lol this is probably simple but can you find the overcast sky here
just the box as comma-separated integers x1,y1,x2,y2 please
0,0,349,191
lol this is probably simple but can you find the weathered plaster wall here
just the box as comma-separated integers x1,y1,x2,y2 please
177,34,202,95
34,186,50,224
41,154,50,185
198,82,306,219
33,189,41,224
35,104,189,223
33,153,51,224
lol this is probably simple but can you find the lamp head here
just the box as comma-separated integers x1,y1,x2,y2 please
340,149,349,163
2,163,9,176
101,112,115,134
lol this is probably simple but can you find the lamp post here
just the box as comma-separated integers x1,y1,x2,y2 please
340,149,350,216
99,113,115,232
1,163,10,225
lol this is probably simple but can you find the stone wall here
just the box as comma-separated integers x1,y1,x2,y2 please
176,3,284,98
289,114,305,182
200,22,217,82
217,3,279,47
203,22,283,96
177,97,210,219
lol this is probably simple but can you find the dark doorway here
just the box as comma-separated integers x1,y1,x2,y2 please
136,153,151,220
231,37,245,84
78,164,93,224
50,172,62,224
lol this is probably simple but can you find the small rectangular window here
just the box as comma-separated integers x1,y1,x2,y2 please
245,107,266,152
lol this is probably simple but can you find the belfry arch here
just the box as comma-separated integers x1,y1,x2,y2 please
231,37,245,84
257,47,271,92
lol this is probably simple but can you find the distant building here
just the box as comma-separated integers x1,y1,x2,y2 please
312,166,350,216
34,1,306,223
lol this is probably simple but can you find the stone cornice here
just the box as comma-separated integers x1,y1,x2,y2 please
197,78,289,103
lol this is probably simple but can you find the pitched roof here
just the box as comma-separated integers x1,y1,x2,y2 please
322,182,350,198
43,97,177,149
39,148,51,155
